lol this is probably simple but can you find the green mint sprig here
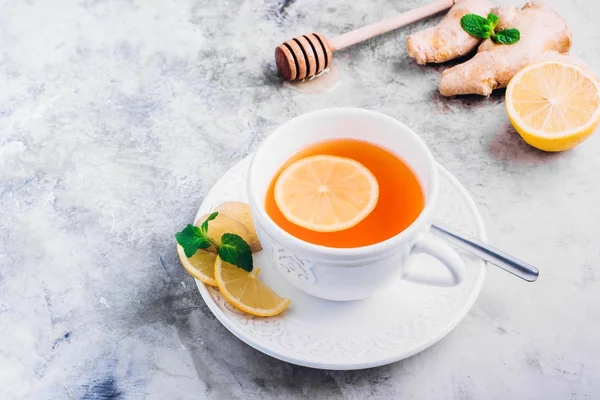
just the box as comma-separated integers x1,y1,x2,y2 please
461,13,520,45
176,224,211,257
175,211,219,257
219,233,253,272
201,211,218,233
175,212,253,272
492,28,520,45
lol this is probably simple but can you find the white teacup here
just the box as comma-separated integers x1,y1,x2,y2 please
247,108,465,301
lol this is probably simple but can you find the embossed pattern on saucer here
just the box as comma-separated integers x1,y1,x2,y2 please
194,156,486,370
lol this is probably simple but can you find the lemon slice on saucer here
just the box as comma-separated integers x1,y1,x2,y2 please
215,256,290,317
274,155,379,232
177,246,260,287
177,245,219,286
506,60,600,152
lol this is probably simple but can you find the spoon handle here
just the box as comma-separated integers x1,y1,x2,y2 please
430,222,539,282
328,0,454,51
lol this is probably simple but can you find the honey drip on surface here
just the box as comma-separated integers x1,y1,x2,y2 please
282,64,341,94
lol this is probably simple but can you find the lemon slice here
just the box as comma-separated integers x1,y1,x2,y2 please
506,61,600,152
214,256,290,317
177,245,259,286
274,155,379,232
177,245,218,286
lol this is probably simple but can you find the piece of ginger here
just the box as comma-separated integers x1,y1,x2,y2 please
439,2,573,96
407,0,492,65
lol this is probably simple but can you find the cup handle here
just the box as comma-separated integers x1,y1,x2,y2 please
402,234,465,287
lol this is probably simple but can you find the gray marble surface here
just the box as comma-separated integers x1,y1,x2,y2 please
2,0,600,398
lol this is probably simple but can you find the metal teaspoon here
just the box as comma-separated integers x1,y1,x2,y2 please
431,221,539,282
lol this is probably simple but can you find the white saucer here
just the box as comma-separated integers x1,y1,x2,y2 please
194,156,487,370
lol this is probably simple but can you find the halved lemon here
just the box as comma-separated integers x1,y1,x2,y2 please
177,246,259,286
506,61,600,152
214,256,290,317
274,155,379,232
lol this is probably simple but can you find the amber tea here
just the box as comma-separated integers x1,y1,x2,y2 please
265,138,425,248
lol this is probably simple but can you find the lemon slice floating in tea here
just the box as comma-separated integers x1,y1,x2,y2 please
214,256,290,317
506,60,600,152
274,155,379,232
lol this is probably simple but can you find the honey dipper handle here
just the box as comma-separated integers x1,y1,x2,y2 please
328,0,454,51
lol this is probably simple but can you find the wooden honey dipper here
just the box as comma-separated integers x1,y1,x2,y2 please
275,0,455,81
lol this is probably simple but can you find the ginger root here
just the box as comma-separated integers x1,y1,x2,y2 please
439,2,573,96
407,0,492,65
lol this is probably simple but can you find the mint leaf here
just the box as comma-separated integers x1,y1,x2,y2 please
492,29,520,44
487,13,499,30
460,14,492,39
201,212,218,233
175,224,211,257
462,13,520,45
218,233,253,272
